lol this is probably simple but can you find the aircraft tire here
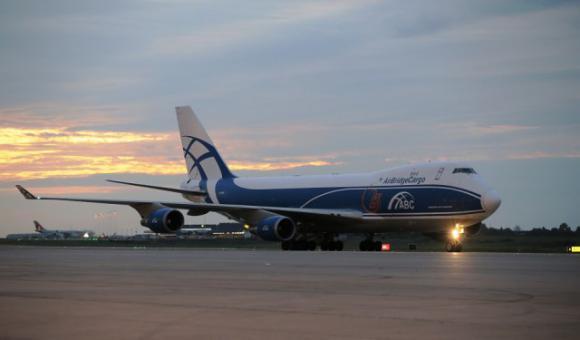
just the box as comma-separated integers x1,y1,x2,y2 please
445,242,453,252
328,242,336,251
359,241,368,251
445,241,463,252
335,241,344,251
374,241,382,252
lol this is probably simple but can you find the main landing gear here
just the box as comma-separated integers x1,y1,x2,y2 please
320,240,343,251
280,234,344,251
359,234,382,252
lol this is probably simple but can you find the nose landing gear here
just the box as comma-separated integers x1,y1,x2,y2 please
445,240,463,252
445,225,464,252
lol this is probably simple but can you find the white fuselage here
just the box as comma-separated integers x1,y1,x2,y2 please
181,162,501,234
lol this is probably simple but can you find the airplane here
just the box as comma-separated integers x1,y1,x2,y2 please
16,106,501,252
6,232,42,240
33,220,95,239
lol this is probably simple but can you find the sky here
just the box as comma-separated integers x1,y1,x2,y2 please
1,0,579,236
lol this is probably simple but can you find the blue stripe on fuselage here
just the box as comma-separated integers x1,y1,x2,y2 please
214,179,483,214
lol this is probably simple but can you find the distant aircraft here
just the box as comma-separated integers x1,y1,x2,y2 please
33,220,94,239
5,232,41,240
16,106,501,252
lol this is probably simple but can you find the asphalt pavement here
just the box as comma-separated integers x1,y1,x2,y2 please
0,246,579,339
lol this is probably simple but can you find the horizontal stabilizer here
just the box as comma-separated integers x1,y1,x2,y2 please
106,179,206,196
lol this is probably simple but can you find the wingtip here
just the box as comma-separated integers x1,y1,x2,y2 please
15,185,38,200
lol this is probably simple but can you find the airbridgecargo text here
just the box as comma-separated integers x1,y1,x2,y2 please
383,176,426,185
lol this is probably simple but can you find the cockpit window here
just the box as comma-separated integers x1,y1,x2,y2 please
452,168,477,174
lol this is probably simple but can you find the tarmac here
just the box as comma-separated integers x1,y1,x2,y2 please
0,246,579,340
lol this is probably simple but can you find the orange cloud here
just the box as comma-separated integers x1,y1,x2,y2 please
0,127,170,145
0,125,336,182
229,160,337,171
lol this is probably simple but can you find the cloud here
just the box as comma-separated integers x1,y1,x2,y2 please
438,123,538,136
0,123,338,181
0,103,137,129
61,75,143,92
0,127,169,145
151,0,376,56
229,160,338,172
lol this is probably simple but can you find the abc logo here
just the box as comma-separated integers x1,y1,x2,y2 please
388,192,415,211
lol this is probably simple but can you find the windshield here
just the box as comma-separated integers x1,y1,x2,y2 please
452,168,477,174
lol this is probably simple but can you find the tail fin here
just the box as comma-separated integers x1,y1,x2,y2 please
175,106,235,181
34,220,45,233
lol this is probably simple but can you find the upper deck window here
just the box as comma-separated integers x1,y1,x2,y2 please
452,168,477,174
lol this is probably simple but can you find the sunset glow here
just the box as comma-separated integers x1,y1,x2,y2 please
0,127,336,181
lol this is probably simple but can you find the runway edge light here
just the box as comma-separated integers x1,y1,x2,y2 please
569,246,580,253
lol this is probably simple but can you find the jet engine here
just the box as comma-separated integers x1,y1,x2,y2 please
141,208,184,234
255,216,296,242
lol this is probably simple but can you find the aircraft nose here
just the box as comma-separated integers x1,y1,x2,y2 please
482,190,501,214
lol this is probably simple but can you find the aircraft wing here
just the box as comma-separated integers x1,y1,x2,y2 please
15,185,362,225
106,179,206,196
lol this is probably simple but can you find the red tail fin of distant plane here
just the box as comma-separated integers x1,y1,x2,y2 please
34,220,46,233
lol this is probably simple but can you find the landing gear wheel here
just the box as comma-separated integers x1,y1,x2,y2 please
445,241,463,252
359,241,368,251
335,241,344,251
359,240,381,251
329,241,336,251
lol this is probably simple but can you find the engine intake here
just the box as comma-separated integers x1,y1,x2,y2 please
255,216,296,242
141,208,184,234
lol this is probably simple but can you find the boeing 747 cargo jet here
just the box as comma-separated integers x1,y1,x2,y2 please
17,106,501,251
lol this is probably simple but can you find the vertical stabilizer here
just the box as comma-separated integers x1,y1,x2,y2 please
175,106,235,181
34,220,45,233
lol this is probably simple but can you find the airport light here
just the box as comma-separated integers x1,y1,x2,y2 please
381,243,391,251
570,246,580,253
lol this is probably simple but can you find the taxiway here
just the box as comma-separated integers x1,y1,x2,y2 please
0,247,578,339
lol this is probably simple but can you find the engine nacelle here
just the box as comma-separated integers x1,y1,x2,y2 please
141,208,184,234
255,216,296,242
